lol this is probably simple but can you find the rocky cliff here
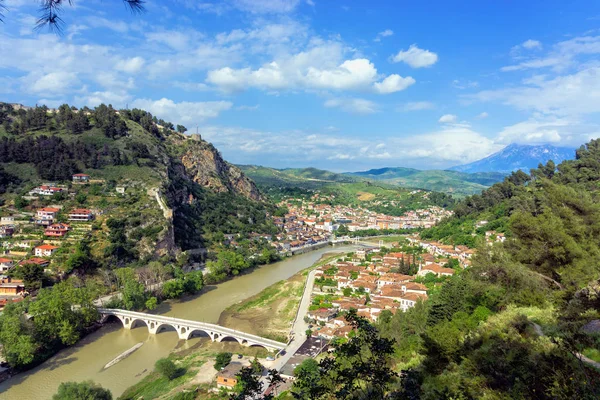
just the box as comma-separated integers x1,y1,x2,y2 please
176,137,262,202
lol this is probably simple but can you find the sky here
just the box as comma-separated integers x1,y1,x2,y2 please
1,0,600,171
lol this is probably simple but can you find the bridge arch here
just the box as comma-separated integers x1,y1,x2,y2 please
185,329,213,340
217,335,244,345
129,318,149,330
153,323,176,335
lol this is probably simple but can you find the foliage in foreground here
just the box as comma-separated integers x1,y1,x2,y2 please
52,380,112,400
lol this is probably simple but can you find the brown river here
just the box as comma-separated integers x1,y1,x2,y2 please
0,245,357,400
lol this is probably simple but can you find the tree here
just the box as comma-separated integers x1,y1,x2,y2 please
305,328,313,339
14,263,44,292
53,381,112,400
176,124,187,134
75,192,87,204
293,309,397,399
230,368,284,400
215,352,232,370
145,297,158,311
0,1,145,32
251,356,263,375
155,358,180,380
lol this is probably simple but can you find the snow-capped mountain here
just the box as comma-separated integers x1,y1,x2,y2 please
449,143,576,173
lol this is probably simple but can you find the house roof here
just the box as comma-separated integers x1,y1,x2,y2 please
39,207,60,212
0,258,13,263
36,244,58,250
72,173,90,177
218,362,244,379
70,209,92,214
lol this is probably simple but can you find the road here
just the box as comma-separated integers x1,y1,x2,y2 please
261,268,318,391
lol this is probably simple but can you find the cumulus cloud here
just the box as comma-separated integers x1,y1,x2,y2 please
27,72,79,95
476,111,489,119
324,98,378,114
131,98,233,123
207,54,414,95
495,115,598,147
391,44,438,68
115,57,145,73
373,74,415,94
438,114,457,123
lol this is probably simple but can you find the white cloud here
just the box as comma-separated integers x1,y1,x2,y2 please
231,0,303,13
522,39,542,50
374,29,393,42
28,72,79,95
476,112,489,119
236,104,260,111
503,35,600,72
324,98,378,114
438,114,457,123
391,44,438,68
373,74,415,94
495,115,597,147
131,98,233,123
469,66,600,116
115,57,145,73
399,101,435,111
75,90,132,108
452,79,479,89
84,16,129,33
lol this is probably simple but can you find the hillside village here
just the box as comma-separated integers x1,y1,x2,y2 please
303,240,471,340
268,194,451,253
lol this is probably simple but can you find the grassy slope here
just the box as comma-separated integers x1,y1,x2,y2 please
241,165,506,197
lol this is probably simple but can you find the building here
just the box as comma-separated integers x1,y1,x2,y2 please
19,258,50,268
0,225,14,238
116,186,126,194
29,185,64,196
36,207,60,226
68,209,94,222
417,264,456,277
216,362,244,389
72,173,90,183
0,278,25,296
35,244,59,257
45,223,70,237
0,258,14,273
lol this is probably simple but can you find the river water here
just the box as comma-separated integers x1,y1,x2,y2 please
0,245,356,400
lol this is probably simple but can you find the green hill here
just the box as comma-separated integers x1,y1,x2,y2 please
239,164,507,197
346,167,507,197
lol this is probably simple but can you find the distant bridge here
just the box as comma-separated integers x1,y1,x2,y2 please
98,308,287,352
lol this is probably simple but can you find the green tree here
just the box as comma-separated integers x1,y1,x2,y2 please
13,263,44,292
176,124,187,133
215,352,232,370
155,358,180,380
75,192,87,204
145,297,158,311
53,381,112,400
305,329,313,339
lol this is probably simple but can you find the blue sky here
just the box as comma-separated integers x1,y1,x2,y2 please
1,0,600,171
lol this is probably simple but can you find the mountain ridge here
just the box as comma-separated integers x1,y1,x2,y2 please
449,143,575,173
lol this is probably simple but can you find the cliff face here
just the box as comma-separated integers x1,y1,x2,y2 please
179,139,262,201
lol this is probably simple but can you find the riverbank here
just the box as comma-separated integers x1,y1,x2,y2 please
0,245,358,399
218,251,346,342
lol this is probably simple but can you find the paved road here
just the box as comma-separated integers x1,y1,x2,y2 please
261,268,319,391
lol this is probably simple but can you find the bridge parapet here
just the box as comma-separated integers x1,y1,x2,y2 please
98,308,286,352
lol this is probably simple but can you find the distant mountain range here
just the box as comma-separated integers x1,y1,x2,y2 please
239,144,579,197
449,143,575,173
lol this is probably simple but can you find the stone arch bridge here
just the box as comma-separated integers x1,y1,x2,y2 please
98,308,286,353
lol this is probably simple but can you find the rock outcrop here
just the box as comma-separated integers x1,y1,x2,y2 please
180,139,262,201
